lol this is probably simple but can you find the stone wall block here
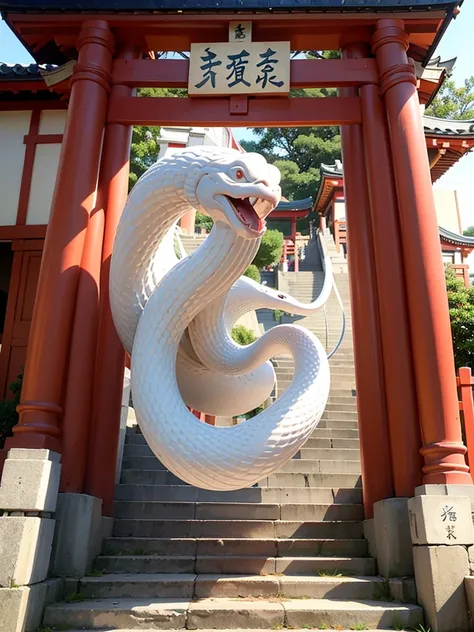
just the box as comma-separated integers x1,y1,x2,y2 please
374,497,413,578
389,577,417,604
0,516,55,587
408,495,473,546
50,493,103,578
0,449,61,512
0,579,63,632
414,545,469,632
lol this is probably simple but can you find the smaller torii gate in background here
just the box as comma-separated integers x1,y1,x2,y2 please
1,1,471,517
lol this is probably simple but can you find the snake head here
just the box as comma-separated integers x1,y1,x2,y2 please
194,152,281,238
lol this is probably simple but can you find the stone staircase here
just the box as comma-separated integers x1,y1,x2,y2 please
180,233,207,255
43,235,423,631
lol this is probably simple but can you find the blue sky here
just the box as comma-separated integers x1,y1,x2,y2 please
1,6,473,231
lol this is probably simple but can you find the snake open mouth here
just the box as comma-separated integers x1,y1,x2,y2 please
226,196,265,233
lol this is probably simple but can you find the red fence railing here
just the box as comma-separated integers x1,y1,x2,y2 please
458,367,474,481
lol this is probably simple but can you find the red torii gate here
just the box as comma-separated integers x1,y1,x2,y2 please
2,4,470,516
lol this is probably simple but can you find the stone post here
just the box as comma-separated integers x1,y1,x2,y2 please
0,449,64,631
408,493,473,631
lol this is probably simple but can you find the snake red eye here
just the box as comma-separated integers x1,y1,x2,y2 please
236,169,244,180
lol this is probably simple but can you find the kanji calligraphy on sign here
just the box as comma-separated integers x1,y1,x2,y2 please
189,42,290,96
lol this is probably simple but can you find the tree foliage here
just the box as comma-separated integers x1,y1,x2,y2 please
231,324,257,346
445,267,474,369
463,226,474,237
425,76,474,120
241,114,340,201
129,88,187,189
244,264,262,283
253,229,284,269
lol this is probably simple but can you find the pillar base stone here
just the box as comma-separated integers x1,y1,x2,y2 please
415,484,474,508
414,545,469,632
0,578,63,632
0,448,61,512
373,497,413,578
51,493,103,578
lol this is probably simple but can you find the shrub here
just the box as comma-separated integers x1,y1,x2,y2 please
253,229,284,269
231,324,257,346
244,264,261,283
445,266,474,369
195,211,213,233
0,372,23,449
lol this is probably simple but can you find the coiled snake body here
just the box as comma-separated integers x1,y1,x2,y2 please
110,147,331,490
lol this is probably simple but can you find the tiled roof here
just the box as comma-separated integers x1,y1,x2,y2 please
0,62,56,80
423,115,474,136
320,161,343,178
0,0,461,10
439,226,474,247
276,198,313,212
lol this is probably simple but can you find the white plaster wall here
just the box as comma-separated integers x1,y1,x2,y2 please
0,110,31,225
26,144,62,225
39,109,67,134
433,189,461,233
334,200,346,221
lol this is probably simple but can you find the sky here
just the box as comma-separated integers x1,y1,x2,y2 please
0,5,473,235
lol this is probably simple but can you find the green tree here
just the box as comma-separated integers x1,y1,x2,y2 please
129,88,187,189
253,229,284,269
426,76,474,120
464,226,474,237
244,264,261,283
231,324,257,346
445,267,474,369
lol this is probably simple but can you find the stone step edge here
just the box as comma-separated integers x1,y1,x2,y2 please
80,573,382,584
44,597,423,629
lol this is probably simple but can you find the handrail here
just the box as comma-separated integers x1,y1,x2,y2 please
315,230,346,359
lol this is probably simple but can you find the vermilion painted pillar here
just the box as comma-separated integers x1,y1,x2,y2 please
372,19,470,484
85,48,138,514
180,210,196,235
360,82,423,496
60,180,105,492
340,43,394,517
7,21,114,452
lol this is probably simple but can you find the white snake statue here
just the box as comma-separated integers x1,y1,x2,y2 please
110,147,332,490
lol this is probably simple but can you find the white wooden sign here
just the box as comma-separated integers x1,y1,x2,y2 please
188,42,290,96
229,21,252,42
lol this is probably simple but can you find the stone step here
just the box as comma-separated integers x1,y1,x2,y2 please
121,457,361,473
112,519,365,539
299,448,360,461
79,573,384,600
103,537,369,558
278,459,361,474
113,501,364,521
303,438,359,449
94,555,375,576
44,597,423,630
123,442,360,460
318,420,359,430
125,431,359,447
114,485,362,504
120,470,362,488
310,428,359,439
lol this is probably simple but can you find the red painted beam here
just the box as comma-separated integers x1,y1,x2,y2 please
112,58,378,89
108,95,361,127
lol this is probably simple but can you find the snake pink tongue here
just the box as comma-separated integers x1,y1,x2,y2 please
231,197,263,232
